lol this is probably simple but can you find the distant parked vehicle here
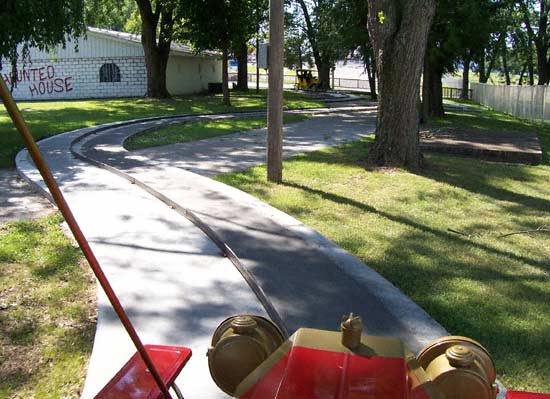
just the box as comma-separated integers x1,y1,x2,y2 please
295,69,319,90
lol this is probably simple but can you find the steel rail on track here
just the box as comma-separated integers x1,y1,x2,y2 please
70,118,290,338
64,103,376,339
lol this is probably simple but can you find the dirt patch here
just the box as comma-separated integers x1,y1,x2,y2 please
0,169,54,225
420,128,542,164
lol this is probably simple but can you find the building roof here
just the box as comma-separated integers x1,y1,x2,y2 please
87,27,219,58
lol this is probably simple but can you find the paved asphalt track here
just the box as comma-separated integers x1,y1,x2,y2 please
16,102,448,399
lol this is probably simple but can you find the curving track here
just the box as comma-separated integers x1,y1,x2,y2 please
16,103,448,398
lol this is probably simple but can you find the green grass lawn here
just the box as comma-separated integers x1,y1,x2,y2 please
216,110,550,392
0,90,324,169
124,113,309,150
0,214,95,398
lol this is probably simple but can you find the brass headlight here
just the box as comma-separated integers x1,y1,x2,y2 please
207,315,284,396
417,336,497,399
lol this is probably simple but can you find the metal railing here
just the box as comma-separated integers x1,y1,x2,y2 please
442,87,473,99
332,77,371,90
229,72,471,99
230,72,373,90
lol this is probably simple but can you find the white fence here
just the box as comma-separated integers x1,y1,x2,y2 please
472,83,550,123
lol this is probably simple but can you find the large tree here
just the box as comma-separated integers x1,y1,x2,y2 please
422,0,495,118
179,0,256,105
87,0,176,98
284,7,314,70
329,0,376,99
235,0,268,92
1,0,85,83
367,0,436,169
519,0,550,85
135,0,176,98
294,0,349,89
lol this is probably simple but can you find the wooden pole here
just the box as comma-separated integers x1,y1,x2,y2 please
256,35,260,94
256,0,261,94
267,0,284,183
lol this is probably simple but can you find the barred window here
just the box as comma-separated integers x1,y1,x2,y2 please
99,63,121,82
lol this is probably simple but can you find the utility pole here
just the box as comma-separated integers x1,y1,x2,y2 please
256,34,260,94
256,0,261,94
267,0,284,183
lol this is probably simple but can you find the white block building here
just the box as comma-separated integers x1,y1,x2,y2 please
0,27,222,101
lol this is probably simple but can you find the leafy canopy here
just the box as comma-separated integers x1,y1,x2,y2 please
0,0,85,68
177,0,257,53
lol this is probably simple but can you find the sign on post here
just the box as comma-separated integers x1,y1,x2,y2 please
258,43,269,69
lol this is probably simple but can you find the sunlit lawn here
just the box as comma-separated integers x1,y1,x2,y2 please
216,108,550,392
0,90,324,168
0,214,95,398
124,113,310,150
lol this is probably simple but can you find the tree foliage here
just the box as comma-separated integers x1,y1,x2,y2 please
518,0,550,84
293,0,350,89
1,0,85,82
85,0,139,32
326,0,376,99
422,0,509,118
284,8,314,70
178,0,257,104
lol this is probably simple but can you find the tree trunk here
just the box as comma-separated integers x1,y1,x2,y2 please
478,53,487,83
528,37,535,85
530,0,550,85
365,55,377,100
316,61,331,89
478,34,503,84
296,0,329,89
136,0,172,98
502,45,511,85
484,50,497,84
367,0,436,169
536,44,549,85
461,53,471,100
518,63,526,86
236,41,249,91
222,47,231,105
520,2,543,85
422,56,445,118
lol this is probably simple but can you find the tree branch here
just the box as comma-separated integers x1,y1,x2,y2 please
448,226,549,239
497,227,550,238
519,0,535,40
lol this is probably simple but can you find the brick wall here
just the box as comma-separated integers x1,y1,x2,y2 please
0,56,147,100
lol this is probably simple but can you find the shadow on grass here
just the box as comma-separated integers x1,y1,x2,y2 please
420,155,550,214
282,180,548,273
0,321,95,395
283,139,550,215
366,226,549,389
281,177,549,389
